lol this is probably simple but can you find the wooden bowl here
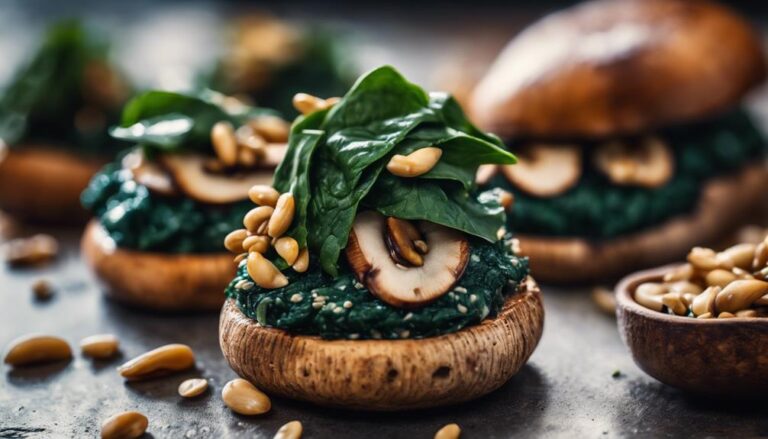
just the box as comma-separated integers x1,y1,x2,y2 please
616,265,768,397
0,146,104,223
81,220,234,312
219,276,544,411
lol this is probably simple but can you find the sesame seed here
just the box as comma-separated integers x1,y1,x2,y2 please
234,279,246,289
333,307,344,314
339,285,347,291
404,312,413,321
290,293,303,303
454,286,468,294
471,254,480,263
343,300,353,309
457,304,468,314
240,281,254,290
470,294,478,303
353,282,365,290
312,302,323,309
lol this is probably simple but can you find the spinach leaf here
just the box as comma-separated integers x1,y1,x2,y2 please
272,65,516,276
111,90,276,154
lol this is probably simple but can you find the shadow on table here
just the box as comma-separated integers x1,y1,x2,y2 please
6,360,71,385
269,363,550,437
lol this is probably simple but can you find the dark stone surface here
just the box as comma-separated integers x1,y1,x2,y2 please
1,225,767,438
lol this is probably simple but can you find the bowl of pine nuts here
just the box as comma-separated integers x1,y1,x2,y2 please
615,240,768,397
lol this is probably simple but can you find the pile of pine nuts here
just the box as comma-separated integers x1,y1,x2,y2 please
635,238,768,318
208,114,289,172
224,185,308,289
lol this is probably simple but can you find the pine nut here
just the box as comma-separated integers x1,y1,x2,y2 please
250,116,290,143
32,279,54,300
236,125,267,152
5,234,58,266
325,97,341,107
634,282,667,312
732,267,755,280
101,411,148,439
293,248,309,273
756,294,768,306
222,378,271,415
4,334,72,366
117,344,195,380
224,229,248,253
718,312,736,319
275,237,299,265
691,286,719,317
247,252,289,289
234,253,248,264
268,193,295,238
238,144,260,167
715,280,768,313
274,420,302,439
211,121,238,167
736,309,758,318
687,247,720,271
386,147,442,178
178,378,208,398
244,206,275,233
705,269,737,288
434,423,461,439
753,241,768,271
696,312,713,319
661,292,688,316
591,287,616,316
663,263,694,282
292,93,327,115
243,235,270,254
667,281,702,296
80,334,119,359
248,185,280,207
717,243,756,270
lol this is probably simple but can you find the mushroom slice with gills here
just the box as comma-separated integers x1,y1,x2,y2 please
500,144,581,197
346,211,469,308
158,153,273,204
121,148,178,196
593,136,674,188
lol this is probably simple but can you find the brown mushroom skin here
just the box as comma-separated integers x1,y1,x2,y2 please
219,276,544,410
470,0,767,139
0,145,104,223
81,220,234,311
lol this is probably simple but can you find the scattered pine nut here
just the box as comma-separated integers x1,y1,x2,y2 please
591,287,616,316
4,234,58,267
222,378,271,415
101,411,148,439
31,279,54,301
117,344,195,380
434,423,461,439
274,420,303,439
4,334,72,366
178,378,209,398
80,334,120,359
211,121,238,167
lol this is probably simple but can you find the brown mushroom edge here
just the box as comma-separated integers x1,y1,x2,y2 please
219,276,544,411
616,265,768,397
0,146,104,223
517,163,768,283
81,220,234,312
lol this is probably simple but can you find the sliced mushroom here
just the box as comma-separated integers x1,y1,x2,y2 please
500,144,581,197
121,149,178,196
593,136,674,188
158,153,273,204
345,211,469,308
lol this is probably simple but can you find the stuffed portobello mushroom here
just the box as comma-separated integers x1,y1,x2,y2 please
219,66,544,410
81,90,290,311
0,21,130,223
469,0,768,283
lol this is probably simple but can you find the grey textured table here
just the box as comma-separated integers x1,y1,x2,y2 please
2,224,767,439
2,2,768,437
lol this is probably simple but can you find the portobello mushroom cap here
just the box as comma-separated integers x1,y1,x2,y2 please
219,275,544,410
0,145,104,223
345,211,470,308
470,0,767,139
81,220,233,311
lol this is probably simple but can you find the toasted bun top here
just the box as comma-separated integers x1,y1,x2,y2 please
470,0,766,139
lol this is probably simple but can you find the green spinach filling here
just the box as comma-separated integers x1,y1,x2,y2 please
0,20,127,156
226,238,528,339
81,163,249,253
494,109,765,239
